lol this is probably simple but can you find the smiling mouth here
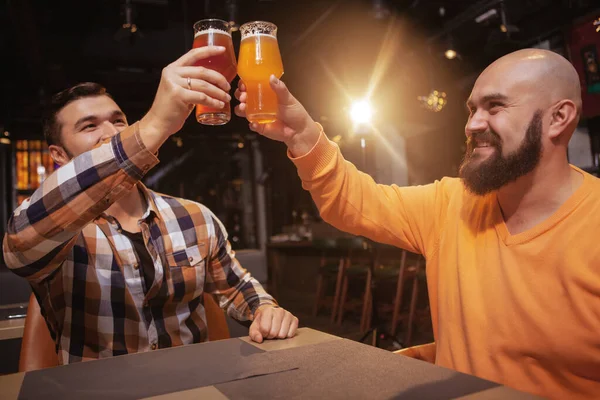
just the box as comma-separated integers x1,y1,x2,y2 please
471,144,496,156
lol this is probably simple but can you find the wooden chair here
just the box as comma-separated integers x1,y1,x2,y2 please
312,238,346,323
19,292,231,372
393,342,436,364
19,294,57,371
390,252,422,339
335,237,372,327
358,249,426,345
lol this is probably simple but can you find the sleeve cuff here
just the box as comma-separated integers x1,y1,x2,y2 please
287,122,340,183
250,300,280,319
111,122,160,180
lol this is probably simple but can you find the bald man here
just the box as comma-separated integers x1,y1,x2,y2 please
234,49,600,399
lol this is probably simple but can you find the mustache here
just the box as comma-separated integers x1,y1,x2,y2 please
466,130,502,149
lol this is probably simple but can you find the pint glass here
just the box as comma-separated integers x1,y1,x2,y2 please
193,19,237,125
237,21,284,124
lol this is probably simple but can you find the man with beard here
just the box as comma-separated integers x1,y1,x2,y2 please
234,48,600,399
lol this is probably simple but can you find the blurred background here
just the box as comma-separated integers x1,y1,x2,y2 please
1,0,599,372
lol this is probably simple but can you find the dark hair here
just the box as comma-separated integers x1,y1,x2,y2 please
43,82,113,147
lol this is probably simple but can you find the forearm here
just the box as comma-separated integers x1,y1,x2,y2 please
3,123,159,279
138,112,173,154
284,121,322,158
205,215,277,321
219,276,278,321
291,128,432,254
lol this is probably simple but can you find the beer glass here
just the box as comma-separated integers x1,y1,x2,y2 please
238,21,284,124
193,19,237,125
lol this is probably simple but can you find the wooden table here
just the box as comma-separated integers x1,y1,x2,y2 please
0,328,541,400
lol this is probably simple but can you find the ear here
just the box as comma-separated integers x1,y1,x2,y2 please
548,100,578,140
49,144,71,166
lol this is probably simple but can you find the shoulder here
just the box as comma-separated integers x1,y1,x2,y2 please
574,166,600,207
438,176,465,196
437,176,494,215
423,176,467,204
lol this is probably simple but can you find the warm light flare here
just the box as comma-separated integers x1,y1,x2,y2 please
418,90,447,112
365,15,399,100
350,100,373,124
444,49,457,60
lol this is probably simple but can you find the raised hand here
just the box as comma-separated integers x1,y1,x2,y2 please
140,46,232,152
234,76,320,157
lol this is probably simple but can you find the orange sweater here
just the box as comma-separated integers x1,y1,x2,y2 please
291,129,600,399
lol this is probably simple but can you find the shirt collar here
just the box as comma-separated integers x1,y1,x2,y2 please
137,182,161,222
95,182,161,225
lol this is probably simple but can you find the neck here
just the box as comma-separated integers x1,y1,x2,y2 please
105,184,146,232
496,155,582,233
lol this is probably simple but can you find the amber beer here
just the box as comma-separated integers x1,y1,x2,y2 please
193,19,237,125
237,21,284,124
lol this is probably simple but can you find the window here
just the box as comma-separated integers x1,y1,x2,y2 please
15,140,55,205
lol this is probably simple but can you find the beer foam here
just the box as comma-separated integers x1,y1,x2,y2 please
194,28,232,38
241,33,277,40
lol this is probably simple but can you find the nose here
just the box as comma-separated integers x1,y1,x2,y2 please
465,110,488,138
99,121,120,142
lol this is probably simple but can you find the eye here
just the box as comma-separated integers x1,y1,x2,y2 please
82,124,96,131
489,102,503,113
114,118,127,125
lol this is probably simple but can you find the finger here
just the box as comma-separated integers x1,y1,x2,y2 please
183,77,231,103
234,88,247,102
277,311,293,339
181,90,225,109
234,103,246,117
269,75,296,106
249,320,264,343
171,46,226,67
257,309,273,339
249,122,266,136
249,120,287,140
237,80,247,92
268,309,284,339
287,316,299,338
177,66,231,92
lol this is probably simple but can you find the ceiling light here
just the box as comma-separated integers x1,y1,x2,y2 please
444,49,457,60
350,100,373,124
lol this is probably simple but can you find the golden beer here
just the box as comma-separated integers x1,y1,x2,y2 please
238,22,284,124
193,19,237,125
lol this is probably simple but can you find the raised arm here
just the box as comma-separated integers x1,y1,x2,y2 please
234,76,449,256
3,46,233,284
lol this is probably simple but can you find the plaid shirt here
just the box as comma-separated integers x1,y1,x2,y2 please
3,122,276,364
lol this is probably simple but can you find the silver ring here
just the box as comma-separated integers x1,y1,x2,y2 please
187,77,192,90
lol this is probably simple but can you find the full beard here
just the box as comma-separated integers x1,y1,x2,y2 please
459,110,543,196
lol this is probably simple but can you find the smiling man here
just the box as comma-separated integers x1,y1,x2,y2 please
3,47,298,365
234,48,600,399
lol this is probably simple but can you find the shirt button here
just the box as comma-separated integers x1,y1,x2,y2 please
143,164,150,171
151,343,157,350
133,263,139,270
188,256,194,262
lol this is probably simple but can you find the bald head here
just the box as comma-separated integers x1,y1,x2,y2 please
460,49,582,193
480,48,582,115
